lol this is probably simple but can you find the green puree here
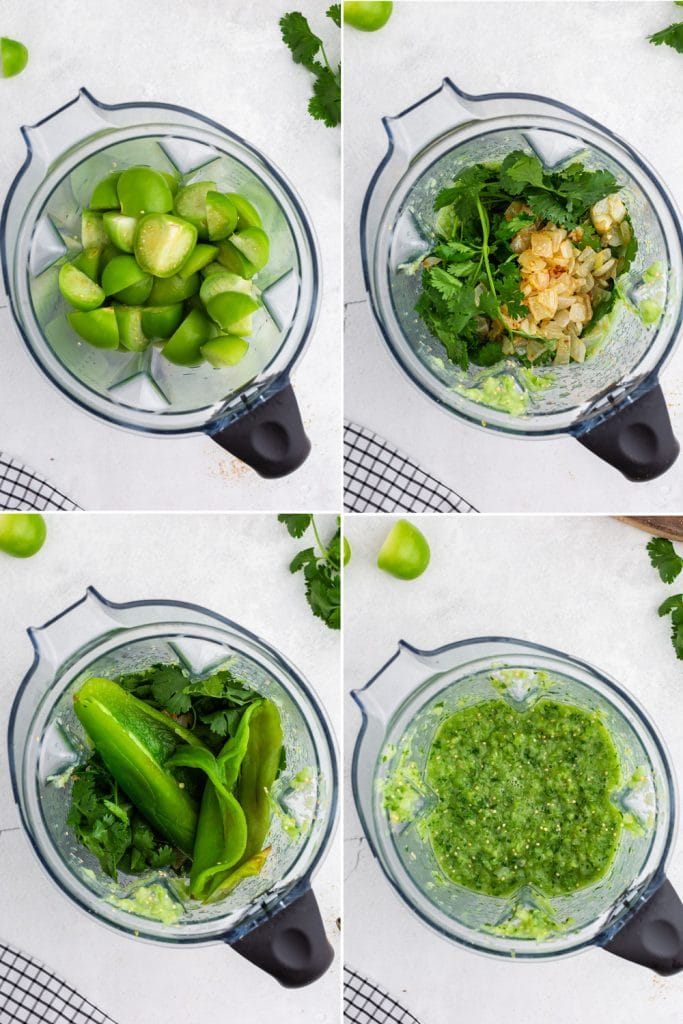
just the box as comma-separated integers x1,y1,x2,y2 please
425,698,622,898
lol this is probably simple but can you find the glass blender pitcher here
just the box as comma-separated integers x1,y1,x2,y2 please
8,588,338,987
361,79,683,481
352,637,683,973
1,89,320,477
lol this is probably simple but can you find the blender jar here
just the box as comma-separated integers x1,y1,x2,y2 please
1,89,320,477
361,79,683,481
352,637,683,973
8,588,338,987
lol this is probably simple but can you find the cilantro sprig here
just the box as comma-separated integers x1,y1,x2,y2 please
116,663,258,748
67,755,178,880
646,535,683,660
415,151,625,371
647,537,683,584
278,514,344,629
648,2,683,54
280,6,341,127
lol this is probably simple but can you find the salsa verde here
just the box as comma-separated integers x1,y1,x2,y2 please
426,698,622,898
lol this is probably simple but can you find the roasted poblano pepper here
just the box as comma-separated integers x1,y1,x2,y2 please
169,698,283,902
73,677,204,855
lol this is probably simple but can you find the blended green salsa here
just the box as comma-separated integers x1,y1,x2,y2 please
425,698,622,898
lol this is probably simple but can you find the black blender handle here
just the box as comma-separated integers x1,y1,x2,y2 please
231,886,334,987
604,877,683,975
208,381,311,478
577,381,679,482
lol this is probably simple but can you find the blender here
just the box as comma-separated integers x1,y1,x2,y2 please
1,89,320,478
352,637,683,973
8,588,338,987
360,79,683,481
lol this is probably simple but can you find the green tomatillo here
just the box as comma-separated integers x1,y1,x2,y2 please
1,37,28,78
377,519,430,580
343,2,393,32
0,513,47,558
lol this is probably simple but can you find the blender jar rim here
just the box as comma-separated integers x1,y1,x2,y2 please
8,586,339,945
0,88,321,436
360,79,683,438
351,634,678,960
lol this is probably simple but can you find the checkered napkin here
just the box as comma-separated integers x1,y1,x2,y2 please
344,422,477,514
0,943,116,1024
344,967,422,1024
0,453,80,511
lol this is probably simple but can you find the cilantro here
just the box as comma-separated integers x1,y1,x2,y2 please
114,662,260,751
278,513,313,538
279,514,343,629
658,594,683,660
280,9,341,127
575,221,602,252
646,534,683,663
649,16,683,54
648,537,683,583
67,756,181,880
414,151,625,370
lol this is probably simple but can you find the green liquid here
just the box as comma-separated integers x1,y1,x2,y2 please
425,698,623,898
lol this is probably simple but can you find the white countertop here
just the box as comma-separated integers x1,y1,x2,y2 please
0,0,341,510
344,513,683,1023
0,513,340,1022
344,0,683,512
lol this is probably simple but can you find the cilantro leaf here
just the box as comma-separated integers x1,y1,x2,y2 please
499,151,545,192
658,594,683,660
308,65,341,128
326,4,341,27
149,664,191,715
648,537,683,583
496,260,527,319
427,266,466,300
574,221,602,252
290,546,316,573
278,513,313,538
649,22,683,53
525,190,576,230
280,12,322,68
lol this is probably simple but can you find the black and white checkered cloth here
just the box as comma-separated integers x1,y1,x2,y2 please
0,453,80,511
344,422,477,514
344,967,422,1024
0,943,116,1024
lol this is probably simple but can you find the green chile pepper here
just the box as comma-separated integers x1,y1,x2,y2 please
169,698,283,902
236,698,284,863
169,702,261,900
73,677,202,854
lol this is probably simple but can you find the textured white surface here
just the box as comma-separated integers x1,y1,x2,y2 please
344,0,683,512
344,514,683,1022
0,513,340,1021
0,0,341,510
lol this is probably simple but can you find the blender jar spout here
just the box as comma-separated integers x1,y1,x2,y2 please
351,641,438,723
383,78,480,158
21,89,113,174
26,587,124,674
